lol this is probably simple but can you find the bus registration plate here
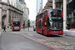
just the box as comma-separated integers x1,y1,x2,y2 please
54,31,58,33
15,27,19,29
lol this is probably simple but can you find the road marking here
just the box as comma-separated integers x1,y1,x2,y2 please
46,43,58,46
49,42,62,46
27,34,33,36
37,38,55,42
11,32,19,34
37,39,46,42
70,42,75,45
59,42,70,45
21,34,61,50
59,40,71,45
38,39,72,46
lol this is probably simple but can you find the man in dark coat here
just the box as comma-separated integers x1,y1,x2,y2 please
3,25,6,32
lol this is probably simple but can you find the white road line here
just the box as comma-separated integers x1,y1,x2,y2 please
27,34,33,36
11,32,19,34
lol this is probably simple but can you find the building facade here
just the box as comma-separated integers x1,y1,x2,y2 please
0,0,29,29
19,1,29,27
0,0,24,29
19,0,24,2
0,1,23,29
16,0,23,11
36,0,43,14
66,0,75,29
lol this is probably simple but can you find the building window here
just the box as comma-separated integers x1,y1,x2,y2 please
19,0,24,2
67,0,75,29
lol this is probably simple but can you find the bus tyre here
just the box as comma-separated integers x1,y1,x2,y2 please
42,31,44,35
37,30,39,33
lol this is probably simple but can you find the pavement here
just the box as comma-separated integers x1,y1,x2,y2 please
0,28,75,50
0,28,11,32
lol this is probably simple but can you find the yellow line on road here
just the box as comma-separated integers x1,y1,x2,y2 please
58,40,71,45
49,42,62,46
37,38,55,42
70,42,75,44
47,43,57,46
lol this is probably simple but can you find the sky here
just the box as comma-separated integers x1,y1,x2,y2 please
25,0,47,21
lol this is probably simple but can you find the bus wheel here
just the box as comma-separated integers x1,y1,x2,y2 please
42,31,44,35
37,30,39,33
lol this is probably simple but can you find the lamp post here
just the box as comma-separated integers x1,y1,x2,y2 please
53,0,56,9
63,0,67,32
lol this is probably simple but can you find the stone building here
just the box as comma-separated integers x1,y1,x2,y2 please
0,0,29,29
0,0,23,29
19,1,29,27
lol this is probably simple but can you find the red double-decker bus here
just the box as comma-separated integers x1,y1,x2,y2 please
12,18,21,31
35,9,63,35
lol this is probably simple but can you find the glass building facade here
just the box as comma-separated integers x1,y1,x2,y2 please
37,0,43,14
67,0,75,29
16,2,23,11
19,0,24,2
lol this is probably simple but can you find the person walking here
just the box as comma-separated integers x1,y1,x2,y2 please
3,25,6,32
23,21,25,29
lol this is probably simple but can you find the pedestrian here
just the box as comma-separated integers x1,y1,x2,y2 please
23,23,25,28
3,25,6,32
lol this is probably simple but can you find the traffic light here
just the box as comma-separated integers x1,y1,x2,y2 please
28,20,30,27
23,21,25,25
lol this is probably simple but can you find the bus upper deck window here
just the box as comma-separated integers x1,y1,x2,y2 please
43,18,45,22
44,11,47,16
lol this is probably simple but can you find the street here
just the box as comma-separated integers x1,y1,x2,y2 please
0,28,75,50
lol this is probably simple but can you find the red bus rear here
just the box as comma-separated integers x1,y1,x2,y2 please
35,9,63,35
12,18,21,31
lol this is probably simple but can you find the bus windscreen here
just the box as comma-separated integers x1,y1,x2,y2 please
48,9,63,30
48,9,62,18
13,21,20,26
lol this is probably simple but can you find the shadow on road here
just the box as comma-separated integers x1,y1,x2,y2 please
12,30,20,32
37,32,62,37
45,35,62,37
